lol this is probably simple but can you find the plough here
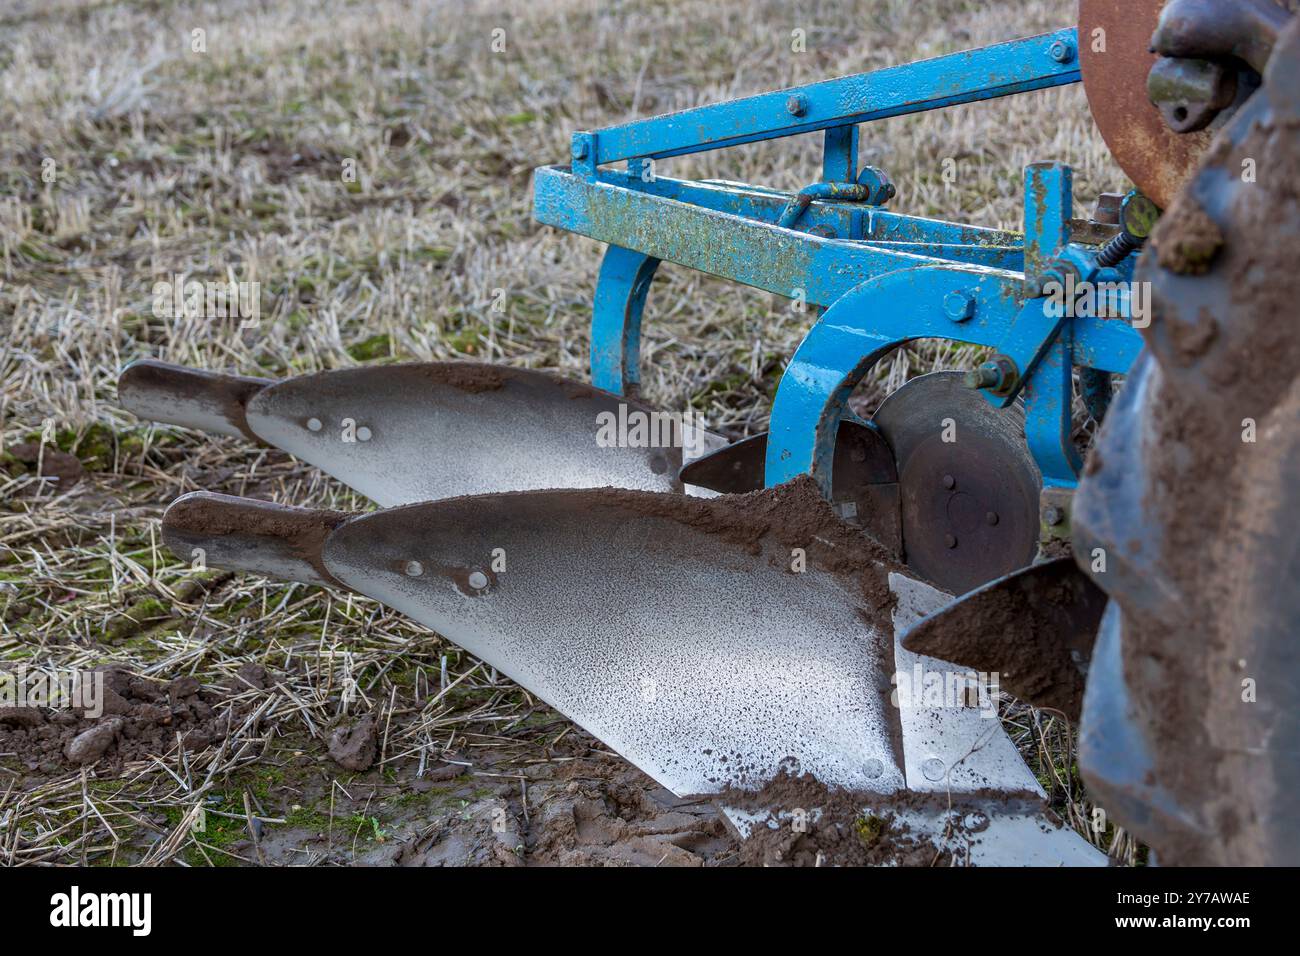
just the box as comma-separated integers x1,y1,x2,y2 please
117,0,1300,864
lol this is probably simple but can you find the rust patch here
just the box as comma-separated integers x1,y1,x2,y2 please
1078,0,1211,209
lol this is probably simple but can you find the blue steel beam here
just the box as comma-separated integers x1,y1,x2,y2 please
537,166,1024,246
534,165,1019,304
580,30,1079,164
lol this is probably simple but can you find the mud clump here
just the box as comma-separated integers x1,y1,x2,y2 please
902,561,1100,720
3,441,84,491
328,715,378,771
422,361,511,393
0,667,248,778
66,718,124,765
1151,196,1224,276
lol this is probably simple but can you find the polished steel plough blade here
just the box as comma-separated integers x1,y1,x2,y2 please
162,483,1104,865
121,360,690,505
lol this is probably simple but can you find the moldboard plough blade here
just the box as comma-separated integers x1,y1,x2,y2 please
120,359,698,506
161,481,1104,865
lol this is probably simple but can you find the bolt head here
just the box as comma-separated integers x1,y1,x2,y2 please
1049,39,1075,64
570,139,589,161
944,534,958,549
786,94,808,117
1119,191,1161,240
1044,506,1065,527
944,290,975,322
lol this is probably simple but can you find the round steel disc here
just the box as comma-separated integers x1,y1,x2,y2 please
871,372,1041,596
1078,0,1214,210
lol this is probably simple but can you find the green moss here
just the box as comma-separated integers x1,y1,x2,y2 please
854,814,885,845
444,327,481,354
104,596,172,642
346,333,392,362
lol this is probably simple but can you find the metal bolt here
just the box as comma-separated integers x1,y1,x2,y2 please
863,757,884,779
1118,191,1161,241
942,474,956,490
570,138,589,161
306,417,323,432
1044,506,1065,527
986,511,1000,526
1048,39,1075,64
944,290,975,323
964,364,1002,391
404,560,424,577
356,425,372,442
964,355,1020,397
786,94,809,118
944,534,958,549
467,570,489,590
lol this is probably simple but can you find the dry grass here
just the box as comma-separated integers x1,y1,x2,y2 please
0,0,1137,865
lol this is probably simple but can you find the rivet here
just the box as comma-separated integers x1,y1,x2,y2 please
306,417,323,432
356,426,372,442
986,511,999,526
863,757,884,779
944,534,958,549
942,474,956,490
921,757,945,781
467,570,489,590
404,560,423,577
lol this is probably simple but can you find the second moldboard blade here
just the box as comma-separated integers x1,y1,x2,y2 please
320,480,907,797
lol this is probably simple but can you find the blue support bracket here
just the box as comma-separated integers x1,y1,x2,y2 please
822,126,859,183
591,246,660,396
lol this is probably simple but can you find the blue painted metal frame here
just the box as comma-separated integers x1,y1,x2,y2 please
533,27,1142,491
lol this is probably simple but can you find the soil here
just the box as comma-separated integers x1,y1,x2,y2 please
423,361,511,393
716,770,1052,866
1151,195,1224,276
603,473,901,615
4,441,85,491
256,729,739,867
328,715,377,771
902,561,1103,720
0,666,251,775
